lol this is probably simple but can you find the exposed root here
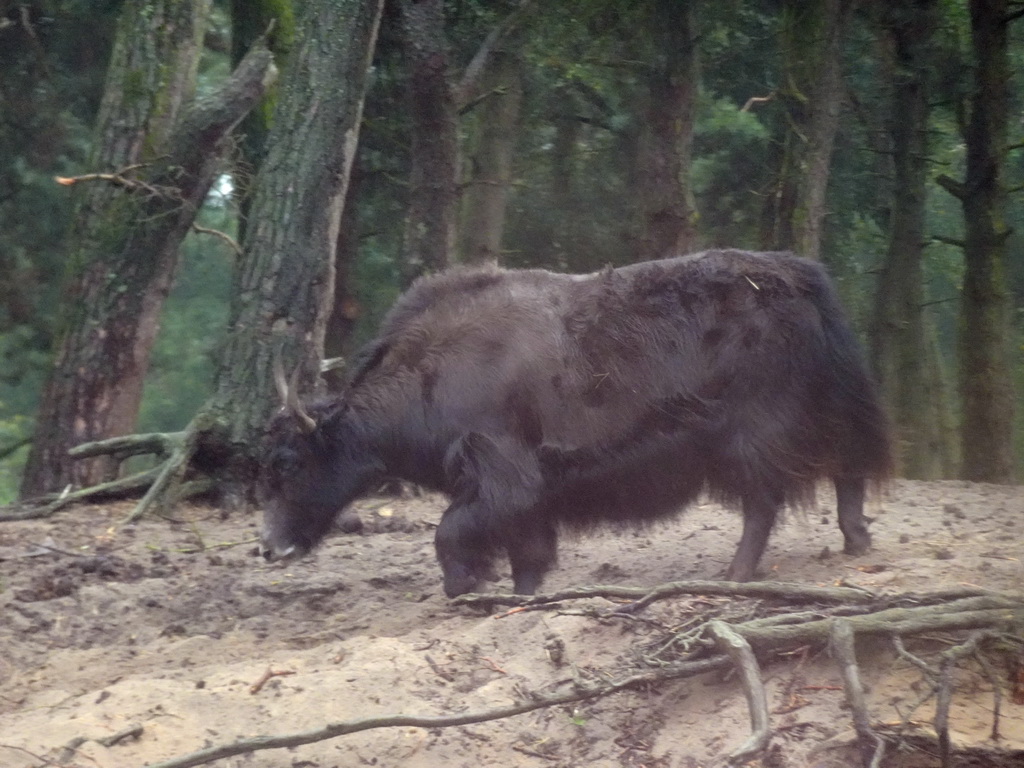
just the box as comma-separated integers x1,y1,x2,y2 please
831,618,884,768
708,619,771,763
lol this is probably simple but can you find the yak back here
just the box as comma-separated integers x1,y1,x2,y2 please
336,249,891,521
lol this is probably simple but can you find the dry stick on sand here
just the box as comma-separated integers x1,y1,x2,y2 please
143,584,1024,768
141,657,732,768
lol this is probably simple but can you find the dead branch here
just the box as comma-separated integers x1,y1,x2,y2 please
0,467,162,521
96,722,144,747
708,620,771,764
732,594,1021,652
741,91,777,112
142,656,731,768
191,224,241,256
454,579,878,610
831,619,884,768
69,431,184,462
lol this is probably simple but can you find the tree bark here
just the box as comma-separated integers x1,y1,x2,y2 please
200,0,384,495
870,0,946,479
20,0,274,499
230,0,295,244
398,0,460,284
762,0,854,261
938,0,1016,482
632,0,699,260
459,48,523,266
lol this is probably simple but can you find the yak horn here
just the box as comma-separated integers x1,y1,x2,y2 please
272,352,317,434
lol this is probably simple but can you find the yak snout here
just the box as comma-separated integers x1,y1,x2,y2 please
259,541,299,562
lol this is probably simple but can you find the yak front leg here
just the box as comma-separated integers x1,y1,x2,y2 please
724,490,781,582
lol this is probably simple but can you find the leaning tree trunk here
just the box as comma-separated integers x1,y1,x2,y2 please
20,0,274,499
761,0,853,261
870,0,947,479
632,0,700,261
189,0,384,504
937,0,1017,483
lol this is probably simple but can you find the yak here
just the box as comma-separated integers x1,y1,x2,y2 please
259,249,892,598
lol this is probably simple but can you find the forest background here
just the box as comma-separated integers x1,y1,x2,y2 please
0,0,1022,508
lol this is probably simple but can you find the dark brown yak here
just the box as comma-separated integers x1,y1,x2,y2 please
259,250,891,597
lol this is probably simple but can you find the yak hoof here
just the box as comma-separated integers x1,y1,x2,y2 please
842,534,872,556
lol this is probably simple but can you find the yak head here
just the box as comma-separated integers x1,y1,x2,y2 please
258,362,383,563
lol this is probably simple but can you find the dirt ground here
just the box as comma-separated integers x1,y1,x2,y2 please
1,479,1022,768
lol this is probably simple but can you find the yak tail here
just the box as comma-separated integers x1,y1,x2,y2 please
810,266,894,481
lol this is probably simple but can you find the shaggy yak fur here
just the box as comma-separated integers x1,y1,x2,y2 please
259,249,892,597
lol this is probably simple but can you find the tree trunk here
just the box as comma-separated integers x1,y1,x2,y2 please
20,0,274,499
398,0,459,284
633,0,699,260
230,0,295,244
762,0,854,260
938,0,1016,482
201,0,384,495
870,0,946,479
459,49,523,266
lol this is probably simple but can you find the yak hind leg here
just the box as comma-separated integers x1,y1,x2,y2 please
507,518,557,595
724,489,781,582
835,476,871,555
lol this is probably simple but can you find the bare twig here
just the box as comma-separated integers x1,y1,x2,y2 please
250,668,296,695
96,722,144,747
191,224,241,256
142,657,731,768
741,91,777,112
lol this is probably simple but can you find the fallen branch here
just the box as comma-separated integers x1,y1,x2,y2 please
96,722,144,747
731,594,1021,652
454,579,878,611
142,657,731,768
0,467,162,521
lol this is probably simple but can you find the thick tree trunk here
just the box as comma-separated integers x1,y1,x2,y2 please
633,0,699,260
937,0,1016,482
870,0,946,479
459,49,523,266
201,0,383,495
762,0,854,260
398,0,459,284
20,1,274,499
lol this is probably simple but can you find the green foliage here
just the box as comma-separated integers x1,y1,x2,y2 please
137,198,235,433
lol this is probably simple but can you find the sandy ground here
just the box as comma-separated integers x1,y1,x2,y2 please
1,479,1023,768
